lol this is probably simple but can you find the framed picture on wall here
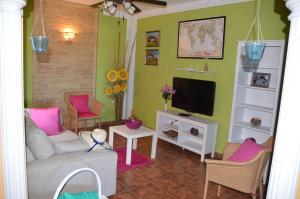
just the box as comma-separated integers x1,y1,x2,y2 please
145,49,159,65
177,16,226,59
251,72,271,88
145,31,160,47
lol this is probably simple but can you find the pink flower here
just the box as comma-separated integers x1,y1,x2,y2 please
160,84,176,101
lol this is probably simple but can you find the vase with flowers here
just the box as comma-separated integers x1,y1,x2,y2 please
103,19,135,124
160,84,176,112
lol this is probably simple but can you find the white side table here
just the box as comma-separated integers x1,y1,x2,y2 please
109,125,157,165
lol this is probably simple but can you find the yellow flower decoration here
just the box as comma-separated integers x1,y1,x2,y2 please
113,84,121,94
104,87,113,96
121,82,127,92
106,70,118,82
118,68,129,81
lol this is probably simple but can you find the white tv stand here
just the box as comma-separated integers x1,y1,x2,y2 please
156,110,218,162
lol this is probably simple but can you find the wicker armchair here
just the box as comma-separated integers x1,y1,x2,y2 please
64,91,104,134
203,137,273,199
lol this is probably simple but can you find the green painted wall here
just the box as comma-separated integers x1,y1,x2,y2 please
134,0,289,152
96,14,127,121
23,1,127,121
24,0,33,107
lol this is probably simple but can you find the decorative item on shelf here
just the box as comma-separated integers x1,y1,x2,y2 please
190,127,199,136
160,84,176,112
203,57,209,72
244,0,265,66
125,110,142,129
251,72,271,88
104,19,136,124
30,0,48,53
163,130,178,138
250,117,261,126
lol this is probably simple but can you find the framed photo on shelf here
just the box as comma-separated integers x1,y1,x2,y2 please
145,31,160,47
145,49,159,65
251,72,271,88
177,16,226,59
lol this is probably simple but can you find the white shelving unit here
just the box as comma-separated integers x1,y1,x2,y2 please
229,40,285,144
175,67,216,74
156,110,218,162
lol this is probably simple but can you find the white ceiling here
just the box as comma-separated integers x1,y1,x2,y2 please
64,0,200,6
63,0,249,18
64,0,201,11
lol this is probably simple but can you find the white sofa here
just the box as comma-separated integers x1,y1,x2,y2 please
25,117,117,199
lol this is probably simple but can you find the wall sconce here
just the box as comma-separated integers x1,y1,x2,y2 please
63,28,75,41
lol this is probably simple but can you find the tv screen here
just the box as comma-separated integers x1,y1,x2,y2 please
172,77,216,116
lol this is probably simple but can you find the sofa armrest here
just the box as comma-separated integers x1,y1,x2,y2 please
27,150,117,198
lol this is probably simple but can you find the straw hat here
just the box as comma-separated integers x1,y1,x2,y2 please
79,129,108,151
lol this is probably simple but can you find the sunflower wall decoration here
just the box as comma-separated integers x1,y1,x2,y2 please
104,19,135,124
104,68,129,123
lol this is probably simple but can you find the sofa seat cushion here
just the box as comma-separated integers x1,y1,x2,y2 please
53,139,89,154
49,130,79,143
78,112,98,118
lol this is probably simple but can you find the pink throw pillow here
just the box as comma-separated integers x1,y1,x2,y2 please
70,95,90,113
27,107,63,136
228,138,264,162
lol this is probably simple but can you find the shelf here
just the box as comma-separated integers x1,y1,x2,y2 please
240,65,278,70
175,67,216,74
235,103,273,113
158,133,178,143
179,139,202,154
234,121,271,134
237,85,276,91
157,110,218,162
180,130,204,141
230,137,244,144
230,41,285,144
160,123,179,131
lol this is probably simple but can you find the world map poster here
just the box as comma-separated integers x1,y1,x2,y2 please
177,16,226,59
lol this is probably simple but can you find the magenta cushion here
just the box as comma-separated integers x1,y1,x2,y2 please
27,107,63,136
70,95,90,113
228,139,264,162
78,112,97,118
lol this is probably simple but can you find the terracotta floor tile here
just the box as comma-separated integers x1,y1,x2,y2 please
109,191,138,199
118,172,152,190
99,124,259,199
116,182,127,194
130,183,170,199
171,185,203,199
151,176,185,194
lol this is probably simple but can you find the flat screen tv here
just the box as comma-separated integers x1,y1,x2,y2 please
172,77,216,116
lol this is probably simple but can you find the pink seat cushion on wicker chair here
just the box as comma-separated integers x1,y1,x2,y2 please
70,95,90,113
78,112,97,118
228,139,264,162
27,107,63,136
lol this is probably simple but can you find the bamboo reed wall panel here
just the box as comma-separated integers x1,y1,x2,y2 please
32,0,98,112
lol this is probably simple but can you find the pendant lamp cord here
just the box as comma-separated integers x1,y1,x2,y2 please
30,0,46,37
245,0,263,42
